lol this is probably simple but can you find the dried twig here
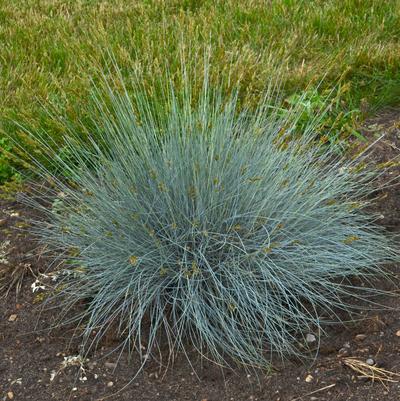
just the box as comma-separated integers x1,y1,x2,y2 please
343,357,400,387
292,383,336,401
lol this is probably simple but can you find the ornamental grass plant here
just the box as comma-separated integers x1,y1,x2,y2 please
19,65,398,375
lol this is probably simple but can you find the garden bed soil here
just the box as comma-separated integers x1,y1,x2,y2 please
1,109,400,401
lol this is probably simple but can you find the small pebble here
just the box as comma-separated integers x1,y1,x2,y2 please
8,314,17,322
366,358,375,366
305,374,313,383
396,330,400,337
306,333,316,343
7,392,14,400
107,381,114,387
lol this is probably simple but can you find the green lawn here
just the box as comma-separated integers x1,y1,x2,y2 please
1,0,400,182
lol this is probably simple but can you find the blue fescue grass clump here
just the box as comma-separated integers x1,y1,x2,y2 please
21,71,398,373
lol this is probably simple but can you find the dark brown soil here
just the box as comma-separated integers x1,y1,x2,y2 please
1,109,400,401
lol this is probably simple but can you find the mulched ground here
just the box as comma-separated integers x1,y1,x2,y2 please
0,109,400,401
